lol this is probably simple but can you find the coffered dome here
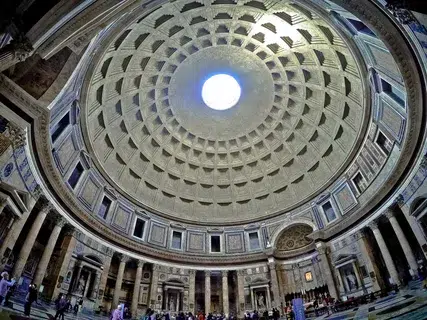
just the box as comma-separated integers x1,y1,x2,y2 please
82,0,368,224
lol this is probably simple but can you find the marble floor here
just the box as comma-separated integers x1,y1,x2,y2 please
310,287,427,320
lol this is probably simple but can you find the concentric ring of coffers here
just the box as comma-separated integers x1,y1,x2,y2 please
84,0,367,223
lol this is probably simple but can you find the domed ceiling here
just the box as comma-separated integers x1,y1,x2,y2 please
82,0,368,224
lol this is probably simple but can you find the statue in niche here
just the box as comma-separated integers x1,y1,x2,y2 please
169,297,176,311
77,276,86,295
345,271,357,290
257,293,265,309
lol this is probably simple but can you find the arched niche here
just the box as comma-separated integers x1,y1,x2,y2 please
274,224,314,258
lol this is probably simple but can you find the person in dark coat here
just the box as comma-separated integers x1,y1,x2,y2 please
24,283,38,316
54,295,67,320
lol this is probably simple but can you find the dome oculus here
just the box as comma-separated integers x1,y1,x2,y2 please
202,74,241,110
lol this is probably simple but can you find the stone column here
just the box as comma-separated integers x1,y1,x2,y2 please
385,209,418,276
237,270,245,318
33,216,66,285
189,270,196,314
91,271,101,300
94,253,112,309
112,254,128,308
50,228,77,299
268,259,281,308
250,288,255,310
368,221,401,285
13,201,51,278
222,270,229,316
0,187,41,265
149,265,160,309
205,270,211,313
132,260,144,317
84,271,93,297
316,242,339,299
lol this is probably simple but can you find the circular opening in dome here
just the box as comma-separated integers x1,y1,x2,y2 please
202,74,241,110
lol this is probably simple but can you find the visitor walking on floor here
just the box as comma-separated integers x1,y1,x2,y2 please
0,272,15,306
24,283,38,316
54,294,67,320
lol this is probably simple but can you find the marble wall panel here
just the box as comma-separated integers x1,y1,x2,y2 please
148,222,168,247
187,231,205,253
225,232,245,253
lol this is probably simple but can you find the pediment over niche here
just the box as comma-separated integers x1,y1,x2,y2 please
274,224,313,253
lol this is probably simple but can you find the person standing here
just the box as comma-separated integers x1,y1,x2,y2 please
112,304,124,320
54,295,67,320
24,283,38,316
78,297,83,312
0,272,15,305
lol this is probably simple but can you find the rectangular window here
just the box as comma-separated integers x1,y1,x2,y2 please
322,201,337,223
376,131,391,155
211,235,221,252
133,218,145,239
171,231,182,250
249,232,260,250
98,196,112,219
380,79,405,106
352,172,366,194
51,112,70,143
68,162,84,189
347,18,376,37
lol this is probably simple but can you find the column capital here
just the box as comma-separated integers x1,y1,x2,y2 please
367,220,379,230
384,208,396,220
9,33,33,62
221,270,228,277
53,215,67,228
39,198,53,213
153,264,161,271
316,242,329,255
0,195,7,208
136,260,144,268
237,269,245,276
395,194,405,208
189,269,196,276
204,270,211,277
6,122,26,148
118,253,130,263
32,185,43,200
354,229,366,240
63,226,76,236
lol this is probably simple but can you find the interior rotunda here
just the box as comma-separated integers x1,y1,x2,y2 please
0,0,427,319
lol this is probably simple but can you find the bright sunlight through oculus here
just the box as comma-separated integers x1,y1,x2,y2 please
202,74,241,111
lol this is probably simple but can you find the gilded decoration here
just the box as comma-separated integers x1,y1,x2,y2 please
275,224,313,252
